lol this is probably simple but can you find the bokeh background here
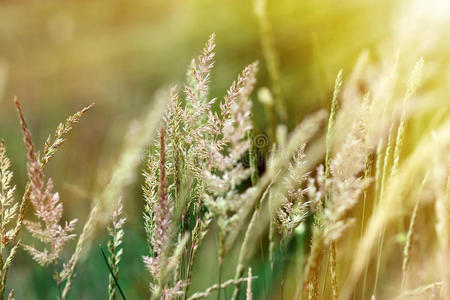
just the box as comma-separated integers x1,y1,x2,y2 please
0,0,448,298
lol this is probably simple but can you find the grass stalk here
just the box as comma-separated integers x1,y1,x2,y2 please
253,0,287,125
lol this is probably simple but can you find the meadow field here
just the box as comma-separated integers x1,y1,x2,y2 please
0,0,448,299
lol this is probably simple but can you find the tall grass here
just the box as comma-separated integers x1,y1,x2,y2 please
0,11,449,300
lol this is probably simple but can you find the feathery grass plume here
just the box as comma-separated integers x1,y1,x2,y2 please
0,140,21,298
274,144,309,243
15,100,78,267
15,98,77,263
391,57,424,176
107,197,126,300
201,61,258,251
250,111,327,219
158,37,218,237
340,119,450,300
22,177,78,266
143,126,186,299
14,97,97,299
139,36,259,299
231,110,328,245
183,34,217,171
0,97,65,298
325,70,343,180
143,147,158,250
187,33,215,101
325,123,368,235
164,88,183,204
325,123,368,297
200,60,257,298
16,100,75,297
301,70,358,300
165,37,217,254
340,59,400,280
233,111,327,300
302,122,368,299
0,140,18,247
143,126,171,288
41,103,94,167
